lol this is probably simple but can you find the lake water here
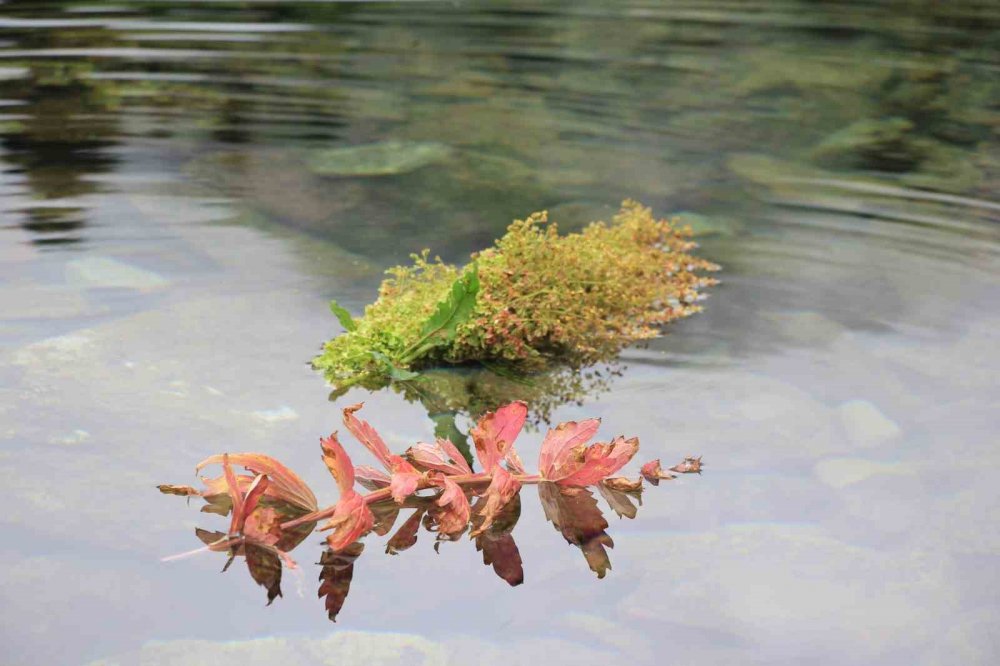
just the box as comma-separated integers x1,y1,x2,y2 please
1,1,999,665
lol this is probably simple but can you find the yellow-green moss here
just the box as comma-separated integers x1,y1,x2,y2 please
313,200,718,388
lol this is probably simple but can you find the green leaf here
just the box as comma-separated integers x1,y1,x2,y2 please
329,300,357,331
370,352,420,381
402,264,479,363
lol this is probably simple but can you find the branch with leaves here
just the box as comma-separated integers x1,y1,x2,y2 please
159,402,702,619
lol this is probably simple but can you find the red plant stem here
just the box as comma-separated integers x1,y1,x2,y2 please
280,471,544,530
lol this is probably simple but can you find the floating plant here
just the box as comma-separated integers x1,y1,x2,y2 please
313,201,719,394
159,402,702,620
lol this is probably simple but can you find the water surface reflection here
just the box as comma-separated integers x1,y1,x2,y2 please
1,1,998,665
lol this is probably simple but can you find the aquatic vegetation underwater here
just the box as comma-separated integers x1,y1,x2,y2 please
159,402,702,620
313,201,718,393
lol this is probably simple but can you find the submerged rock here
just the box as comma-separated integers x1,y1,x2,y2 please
811,118,923,172
65,257,169,290
814,457,914,488
837,399,901,447
84,631,447,666
307,140,453,177
672,211,742,237
811,117,982,192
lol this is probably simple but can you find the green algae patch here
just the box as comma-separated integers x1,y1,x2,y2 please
313,201,719,392
307,140,453,177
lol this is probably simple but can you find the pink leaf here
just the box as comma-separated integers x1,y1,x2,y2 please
196,453,317,512
504,447,527,475
342,403,393,470
320,433,356,496
321,492,374,552
431,475,471,538
472,401,528,471
471,466,522,536
538,418,601,480
406,439,472,476
238,473,270,532
555,436,639,487
355,465,391,491
388,455,422,504
640,459,675,486
222,454,245,536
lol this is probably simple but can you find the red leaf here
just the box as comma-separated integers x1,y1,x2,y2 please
196,453,317,513
321,492,374,552
318,542,364,622
388,455,422,504
320,433,356,496
342,403,393,469
470,466,522,536
385,508,424,554
554,436,639,487
504,448,527,475
431,475,471,538
471,401,528,471
242,505,282,547
406,438,472,476
537,418,601,480
222,454,245,536
237,473,270,533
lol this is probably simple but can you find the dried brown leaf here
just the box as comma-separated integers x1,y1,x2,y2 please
538,482,613,578
318,542,364,622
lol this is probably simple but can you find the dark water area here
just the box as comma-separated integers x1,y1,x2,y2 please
1,1,998,665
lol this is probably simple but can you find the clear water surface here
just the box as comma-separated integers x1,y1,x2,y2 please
1,1,998,664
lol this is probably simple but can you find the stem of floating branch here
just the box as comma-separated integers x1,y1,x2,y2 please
160,535,241,562
279,457,701,531
280,471,544,530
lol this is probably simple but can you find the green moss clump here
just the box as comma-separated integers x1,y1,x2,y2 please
313,200,718,389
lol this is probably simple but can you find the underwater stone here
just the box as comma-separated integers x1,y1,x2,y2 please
84,631,448,666
811,118,982,193
837,399,901,447
811,118,922,171
12,333,94,367
307,140,453,177
813,457,914,488
251,406,299,423
4,286,91,319
65,257,169,290
48,429,90,446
